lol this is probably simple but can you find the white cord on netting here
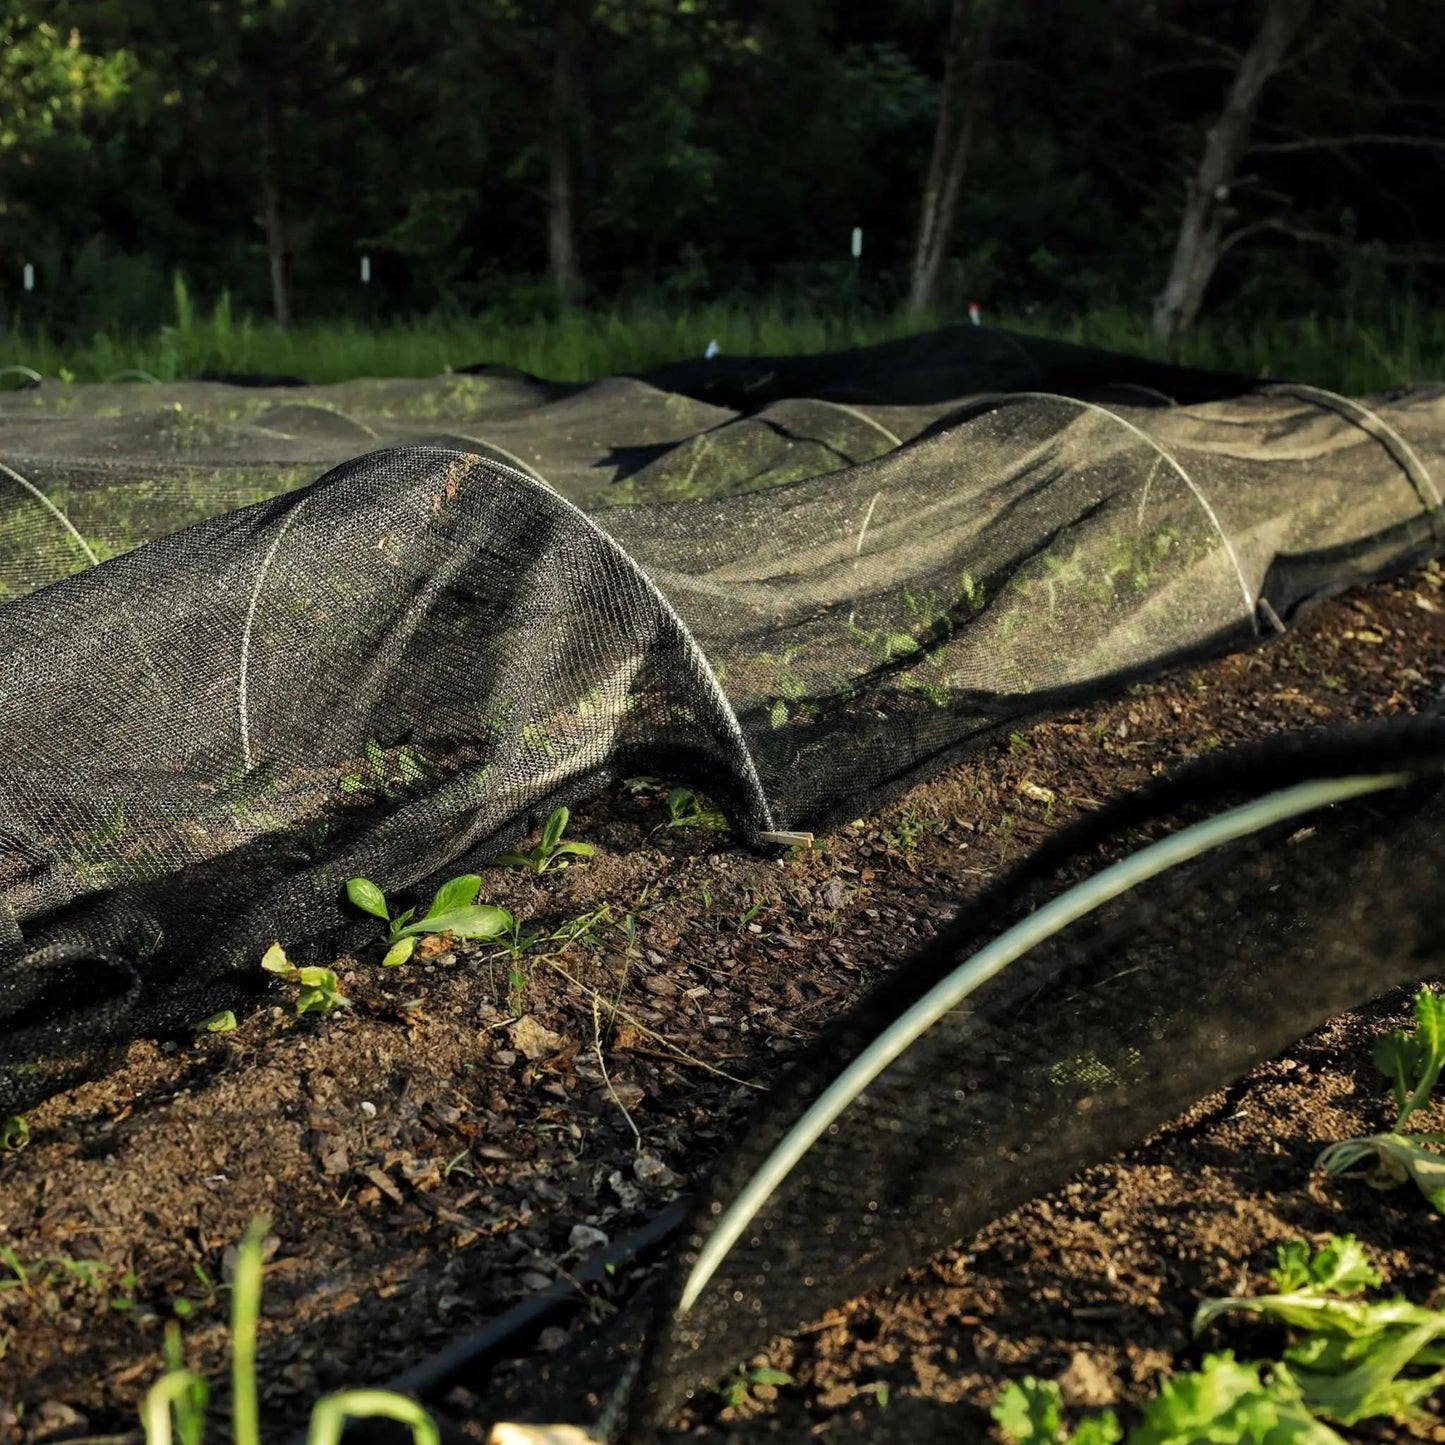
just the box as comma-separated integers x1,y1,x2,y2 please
0,460,100,568
236,493,314,771
950,391,1258,628
1259,382,1442,510
809,399,904,451
676,768,1409,1316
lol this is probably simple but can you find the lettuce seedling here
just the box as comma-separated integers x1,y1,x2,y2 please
1195,1236,1445,1429
995,1239,1445,1445
1317,986,1445,1211
494,807,595,874
346,873,512,965
261,944,349,1015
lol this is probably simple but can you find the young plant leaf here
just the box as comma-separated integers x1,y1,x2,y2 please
427,874,481,920
260,942,292,975
198,1010,238,1033
992,1378,1065,1444
541,806,569,852
346,878,390,921
1319,1134,1445,1213
399,905,512,940
383,937,417,968
553,841,595,859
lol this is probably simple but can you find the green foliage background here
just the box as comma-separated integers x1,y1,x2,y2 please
1,0,1442,341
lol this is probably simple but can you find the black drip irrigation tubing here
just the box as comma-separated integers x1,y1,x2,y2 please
306,1199,689,1442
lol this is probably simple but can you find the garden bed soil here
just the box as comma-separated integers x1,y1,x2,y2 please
2,561,1444,1445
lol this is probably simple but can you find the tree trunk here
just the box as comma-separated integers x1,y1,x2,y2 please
1151,0,1313,338
547,0,585,304
908,0,997,318
258,89,293,329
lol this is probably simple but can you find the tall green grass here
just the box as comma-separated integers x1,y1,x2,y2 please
3,274,1441,394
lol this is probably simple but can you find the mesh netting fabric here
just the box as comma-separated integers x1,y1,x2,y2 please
622,718,1445,1432
1,331,1441,1120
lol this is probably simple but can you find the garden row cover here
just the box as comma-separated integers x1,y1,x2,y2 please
0,330,1440,1128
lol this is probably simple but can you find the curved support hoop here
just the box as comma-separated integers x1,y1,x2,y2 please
1258,381,1442,510
445,433,553,490
0,460,100,568
236,494,313,771
102,370,164,385
0,365,43,386
943,391,1258,629
445,449,778,835
809,399,904,451
676,768,1409,1316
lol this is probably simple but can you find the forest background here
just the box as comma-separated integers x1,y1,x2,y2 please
1,0,1443,377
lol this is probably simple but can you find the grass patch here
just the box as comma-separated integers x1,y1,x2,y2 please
3,280,1441,394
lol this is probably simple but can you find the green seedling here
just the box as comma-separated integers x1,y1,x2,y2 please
0,1114,28,1151
1194,1235,1445,1429
995,1237,1445,1444
140,1217,441,1445
664,787,726,831
261,944,350,1015
346,874,512,966
720,1364,794,1409
494,806,595,874
196,1010,237,1034
340,739,433,801
1317,986,1445,1210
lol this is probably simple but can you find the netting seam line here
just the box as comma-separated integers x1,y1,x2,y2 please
1258,381,1443,509
236,494,313,772
674,769,1409,1317
438,448,778,833
1003,391,1258,627
810,399,904,451
0,459,100,567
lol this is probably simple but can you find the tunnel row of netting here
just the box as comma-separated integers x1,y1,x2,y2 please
0,329,1441,1122
613,717,1445,1436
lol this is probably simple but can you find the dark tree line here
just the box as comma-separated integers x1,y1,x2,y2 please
2,0,1443,339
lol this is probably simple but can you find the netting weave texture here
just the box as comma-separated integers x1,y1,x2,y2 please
1,329,1441,1114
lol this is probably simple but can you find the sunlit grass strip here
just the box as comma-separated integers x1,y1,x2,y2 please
4,293,1441,395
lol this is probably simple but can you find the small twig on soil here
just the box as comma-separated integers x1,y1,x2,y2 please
593,996,643,1152
539,955,759,1089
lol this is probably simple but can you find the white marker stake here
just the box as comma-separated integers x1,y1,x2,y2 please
968,300,981,325
360,255,371,285
22,263,34,293
704,339,719,359
851,227,863,260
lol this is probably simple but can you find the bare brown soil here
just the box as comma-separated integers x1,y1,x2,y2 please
3,562,1445,1445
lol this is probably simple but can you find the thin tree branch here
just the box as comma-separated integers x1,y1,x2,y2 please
1252,133,1445,154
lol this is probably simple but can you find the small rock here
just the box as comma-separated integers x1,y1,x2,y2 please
568,1223,609,1255
520,1270,553,1292
633,1154,675,1188
821,878,846,909
360,1100,377,1119
608,1169,642,1209
537,1326,569,1352
1059,1350,1117,1408
509,1016,565,1061
33,1402,88,1441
